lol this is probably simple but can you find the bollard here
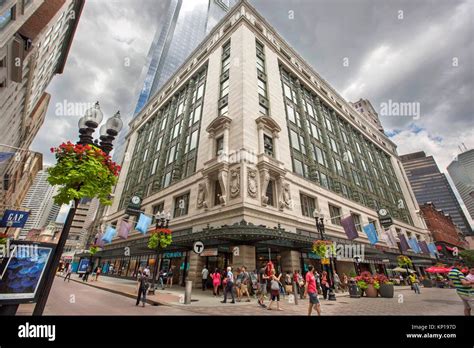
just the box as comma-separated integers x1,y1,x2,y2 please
185,280,193,304
292,281,299,305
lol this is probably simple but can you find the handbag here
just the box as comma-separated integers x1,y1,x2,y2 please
271,279,280,291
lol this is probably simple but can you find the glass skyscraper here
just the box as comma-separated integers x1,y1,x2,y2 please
134,0,237,116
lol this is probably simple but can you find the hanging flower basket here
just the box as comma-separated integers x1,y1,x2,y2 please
312,240,335,258
397,255,412,268
48,142,121,205
89,245,101,256
148,228,172,250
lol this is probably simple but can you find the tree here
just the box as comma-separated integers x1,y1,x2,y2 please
459,250,474,267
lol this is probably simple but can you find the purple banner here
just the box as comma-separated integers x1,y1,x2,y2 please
398,234,410,252
117,220,132,239
419,240,430,254
341,215,359,240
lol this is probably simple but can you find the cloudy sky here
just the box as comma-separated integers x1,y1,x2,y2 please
31,0,473,222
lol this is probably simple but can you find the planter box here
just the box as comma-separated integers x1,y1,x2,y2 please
349,284,361,298
365,284,378,298
379,283,394,298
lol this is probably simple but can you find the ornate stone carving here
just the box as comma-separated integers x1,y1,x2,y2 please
278,178,292,210
230,168,240,198
247,168,258,198
218,170,227,205
260,169,270,205
197,181,208,209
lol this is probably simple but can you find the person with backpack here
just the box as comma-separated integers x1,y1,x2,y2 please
267,269,283,311
136,271,150,307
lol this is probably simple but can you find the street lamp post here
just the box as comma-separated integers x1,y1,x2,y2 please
32,102,122,316
313,210,336,301
150,211,171,293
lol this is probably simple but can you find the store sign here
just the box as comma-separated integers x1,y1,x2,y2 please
162,251,182,259
193,241,204,254
307,252,320,260
0,210,30,228
200,248,218,257
321,258,330,265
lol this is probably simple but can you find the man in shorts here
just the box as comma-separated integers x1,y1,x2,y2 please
239,266,251,302
448,261,473,316
305,265,321,316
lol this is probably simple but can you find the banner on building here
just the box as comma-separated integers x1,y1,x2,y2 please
383,228,398,248
398,233,410,252
341,215,359,240
117,220,132,239
136,213,152,234
408,238,421,253
0,210,30,228
101,226,117,244
363,223,378,245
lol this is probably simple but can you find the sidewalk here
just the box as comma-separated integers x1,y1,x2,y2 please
59,273,415,308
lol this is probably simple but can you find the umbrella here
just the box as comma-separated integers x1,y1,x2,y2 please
425,266,450,273
391,267,408,273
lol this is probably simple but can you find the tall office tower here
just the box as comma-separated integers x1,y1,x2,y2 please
96,1,434,285
19,168,61,239
401,151,472,236
0,0,84,212
64,197,99,253
447,148,474,222
133,0,237,116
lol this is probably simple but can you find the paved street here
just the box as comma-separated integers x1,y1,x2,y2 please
17,276,466,316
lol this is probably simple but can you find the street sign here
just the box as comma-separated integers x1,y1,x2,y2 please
193,241,204,254
200,248,217,257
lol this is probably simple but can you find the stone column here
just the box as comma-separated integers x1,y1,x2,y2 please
188,251,205,288
231,245,256,271
257,124,264,155
223,124,230,159
280,250,301,273
272,131,279,161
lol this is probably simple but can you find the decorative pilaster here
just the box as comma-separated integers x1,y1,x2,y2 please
260,168,270,205
217,169,228,205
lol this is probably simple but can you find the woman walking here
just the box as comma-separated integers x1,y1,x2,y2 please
136,271,150,307
267,269,283,311
211,268,221,297
321,271,330,300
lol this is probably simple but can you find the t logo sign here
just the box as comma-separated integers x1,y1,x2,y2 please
193,241,204,254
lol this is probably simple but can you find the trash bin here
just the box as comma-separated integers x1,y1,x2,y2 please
349,281,361,298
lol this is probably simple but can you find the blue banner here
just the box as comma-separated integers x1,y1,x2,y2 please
428,243,438,256
101,226,117,244
363,223,378,245
136,213,152,234
408,238,421,253
0,152,15,163
0,210,30,228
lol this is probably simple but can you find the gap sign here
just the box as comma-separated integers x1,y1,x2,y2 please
0,210,29,228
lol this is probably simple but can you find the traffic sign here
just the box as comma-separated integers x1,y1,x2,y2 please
193,241,204,254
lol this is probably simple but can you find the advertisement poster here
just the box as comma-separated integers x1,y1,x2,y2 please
0,242,54,303
77,258,90,274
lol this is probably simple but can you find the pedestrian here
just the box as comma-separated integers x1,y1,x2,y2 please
235,267,242,301
305,265,321,316
95,266,101,281
267,269,283,311
201,266,209,291
447,261,473,316
333,272,341,292
211,268,221,296
136,271,150,307
143,265,151,277
64,264,72,282
82,265,91,282
321,271,330,300
409,273,421,294
258,263,269,308
158,269,165,290
342,273,349,292
239,266,251,302
109,264,114,275
221,266,235,304
90,266,98,281
166,267,174,288
466,267,474,283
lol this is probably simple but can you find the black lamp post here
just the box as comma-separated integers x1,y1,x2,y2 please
32,102,122,316
313,210,337,301
150,211,171,293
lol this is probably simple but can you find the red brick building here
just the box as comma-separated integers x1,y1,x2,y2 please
420,203,467,261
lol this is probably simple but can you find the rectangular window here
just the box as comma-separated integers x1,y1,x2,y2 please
172,121,181,139
216,136,224,156
368,218,379,236
167,145,176,165
341,184,349,198
151,158,158,175
361,159,368,172
330,138,338,153
283,84,292,100
189,130,198,151
329,204,342,225
143,148,148,162
368,151,374,163
220,79,229,97
151,202,165,224
214,180,222,206
356,142,362,154
335,159,344,177
286,103,296,123
264,134,274,157
352,170,361,186
300,193,316,217
320,172,329,189
341,131,349,144
156,137,162,151
325,117,333,132
173,193,190,218
351,213,362,232
293,158,303,176
299,135,306,155
196,83,204,101
345,150,354,164
257,78,267,97
0,7,13,30
290,129,300,151
366,179,374,193
193,104,202,124
314,145,326,167
219,103,229,117
310,123,320,141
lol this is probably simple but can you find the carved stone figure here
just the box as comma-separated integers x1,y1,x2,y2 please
260,170,270,205
218,170,227,205
279,180,292,210
230,168,240,198
247,169,258,198
197,182,208,209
